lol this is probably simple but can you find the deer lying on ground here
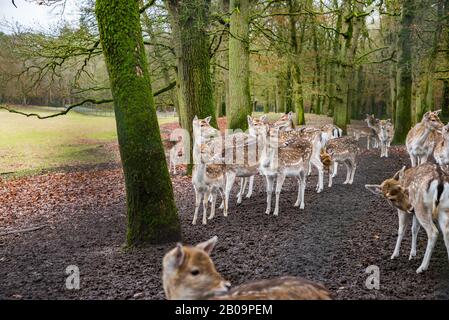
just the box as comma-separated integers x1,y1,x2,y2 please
259,127,312,215
192,116,226,225
377,119,394,158
323,136,359,187
366,163,449,273
406,110,443,167
162,236,331,300
433,123,449,165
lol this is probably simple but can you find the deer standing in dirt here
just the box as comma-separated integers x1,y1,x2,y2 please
377,119,395,158
162,236,331,300
323,136,359,187
272,112,329,193
366,164,449,273
433,123,449,165
259,127,312,215
406,110,443,167
192,116,226,225
365,114,380,149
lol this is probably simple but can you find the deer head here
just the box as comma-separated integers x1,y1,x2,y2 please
365,166,413,213
248,115,269,137
192,116,220,140
272,112,294,131
365,114,379,127
320,149,332,169
422,110,443,132
162,236,231,300
441,122,449,140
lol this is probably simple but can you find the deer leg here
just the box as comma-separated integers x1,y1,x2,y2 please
273,174,286,216
294,171,306,210
349,158,357,184
311,157,323,193
202,190,211,225
307,161,312,176
367,136,370,150
328,165,333,188
332,161,338,178
416,219,439,274
409,214,420,260
392,210,411,259
193,189,202,225
208,191,218,220
265,175,275,215
343,160,351,184
237,178,247,204
225,171,236,217
246,176,254,198
438,210,449,261
410,155,417,167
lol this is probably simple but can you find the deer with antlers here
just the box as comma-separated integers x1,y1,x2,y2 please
406,110,443,167
366,163,449,273
162,236,331,300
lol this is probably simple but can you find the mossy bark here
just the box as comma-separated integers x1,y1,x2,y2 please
288,0,305,125
95,0,181,246
166,0,217,173
393,0,414,144
228,0,252,130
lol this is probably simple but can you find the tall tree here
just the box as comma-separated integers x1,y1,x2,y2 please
95,0,181,245
228,0,252,130
393,0,415,143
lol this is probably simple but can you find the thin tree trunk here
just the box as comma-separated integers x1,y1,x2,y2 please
95,0,181,246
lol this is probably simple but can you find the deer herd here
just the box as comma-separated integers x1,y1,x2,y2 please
163,110,449,300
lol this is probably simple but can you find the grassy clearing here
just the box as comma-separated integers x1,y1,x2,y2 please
0,105,177,176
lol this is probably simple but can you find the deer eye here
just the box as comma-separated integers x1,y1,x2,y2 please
190,269,200,276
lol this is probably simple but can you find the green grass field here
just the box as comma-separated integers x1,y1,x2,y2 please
0,105,177,176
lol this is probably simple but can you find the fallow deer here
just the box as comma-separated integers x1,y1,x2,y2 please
377,119,394,158
192,116,226,225
366,163,449,273
259,128,312,215
365,114,380,148
324,136,359,187
162,236,332,300
433,123,449,165
406,110,443,167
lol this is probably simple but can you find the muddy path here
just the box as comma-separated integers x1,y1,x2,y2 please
1,145,449,299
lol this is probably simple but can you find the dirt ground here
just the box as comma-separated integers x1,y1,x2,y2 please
1,140,449,299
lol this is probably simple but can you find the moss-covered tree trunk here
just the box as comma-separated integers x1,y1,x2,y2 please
95,0,181,246
166,0,217,173
288,0,305,125
264,90,270,114
393,0,415,144
228,0,252,130
328,0,343,118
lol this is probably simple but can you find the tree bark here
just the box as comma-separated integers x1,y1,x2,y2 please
228,0,252,130
95,0,181,246
393,0,415,143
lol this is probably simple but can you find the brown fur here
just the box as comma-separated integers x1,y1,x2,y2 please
163,238,331,300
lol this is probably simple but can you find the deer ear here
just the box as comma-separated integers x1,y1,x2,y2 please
165,243,185,270
365,184,382,195
260,115,267,123
434,109,442,115
392,166,406,181
205,116,212,124
247,115,253,126
196,236,218,255
288,111,293,120
193,115,198,121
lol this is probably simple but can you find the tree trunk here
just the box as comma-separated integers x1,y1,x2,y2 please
166,0,217,172
288,0,305,125
228,0,252,130
95,0,181,246
393,0,415,144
